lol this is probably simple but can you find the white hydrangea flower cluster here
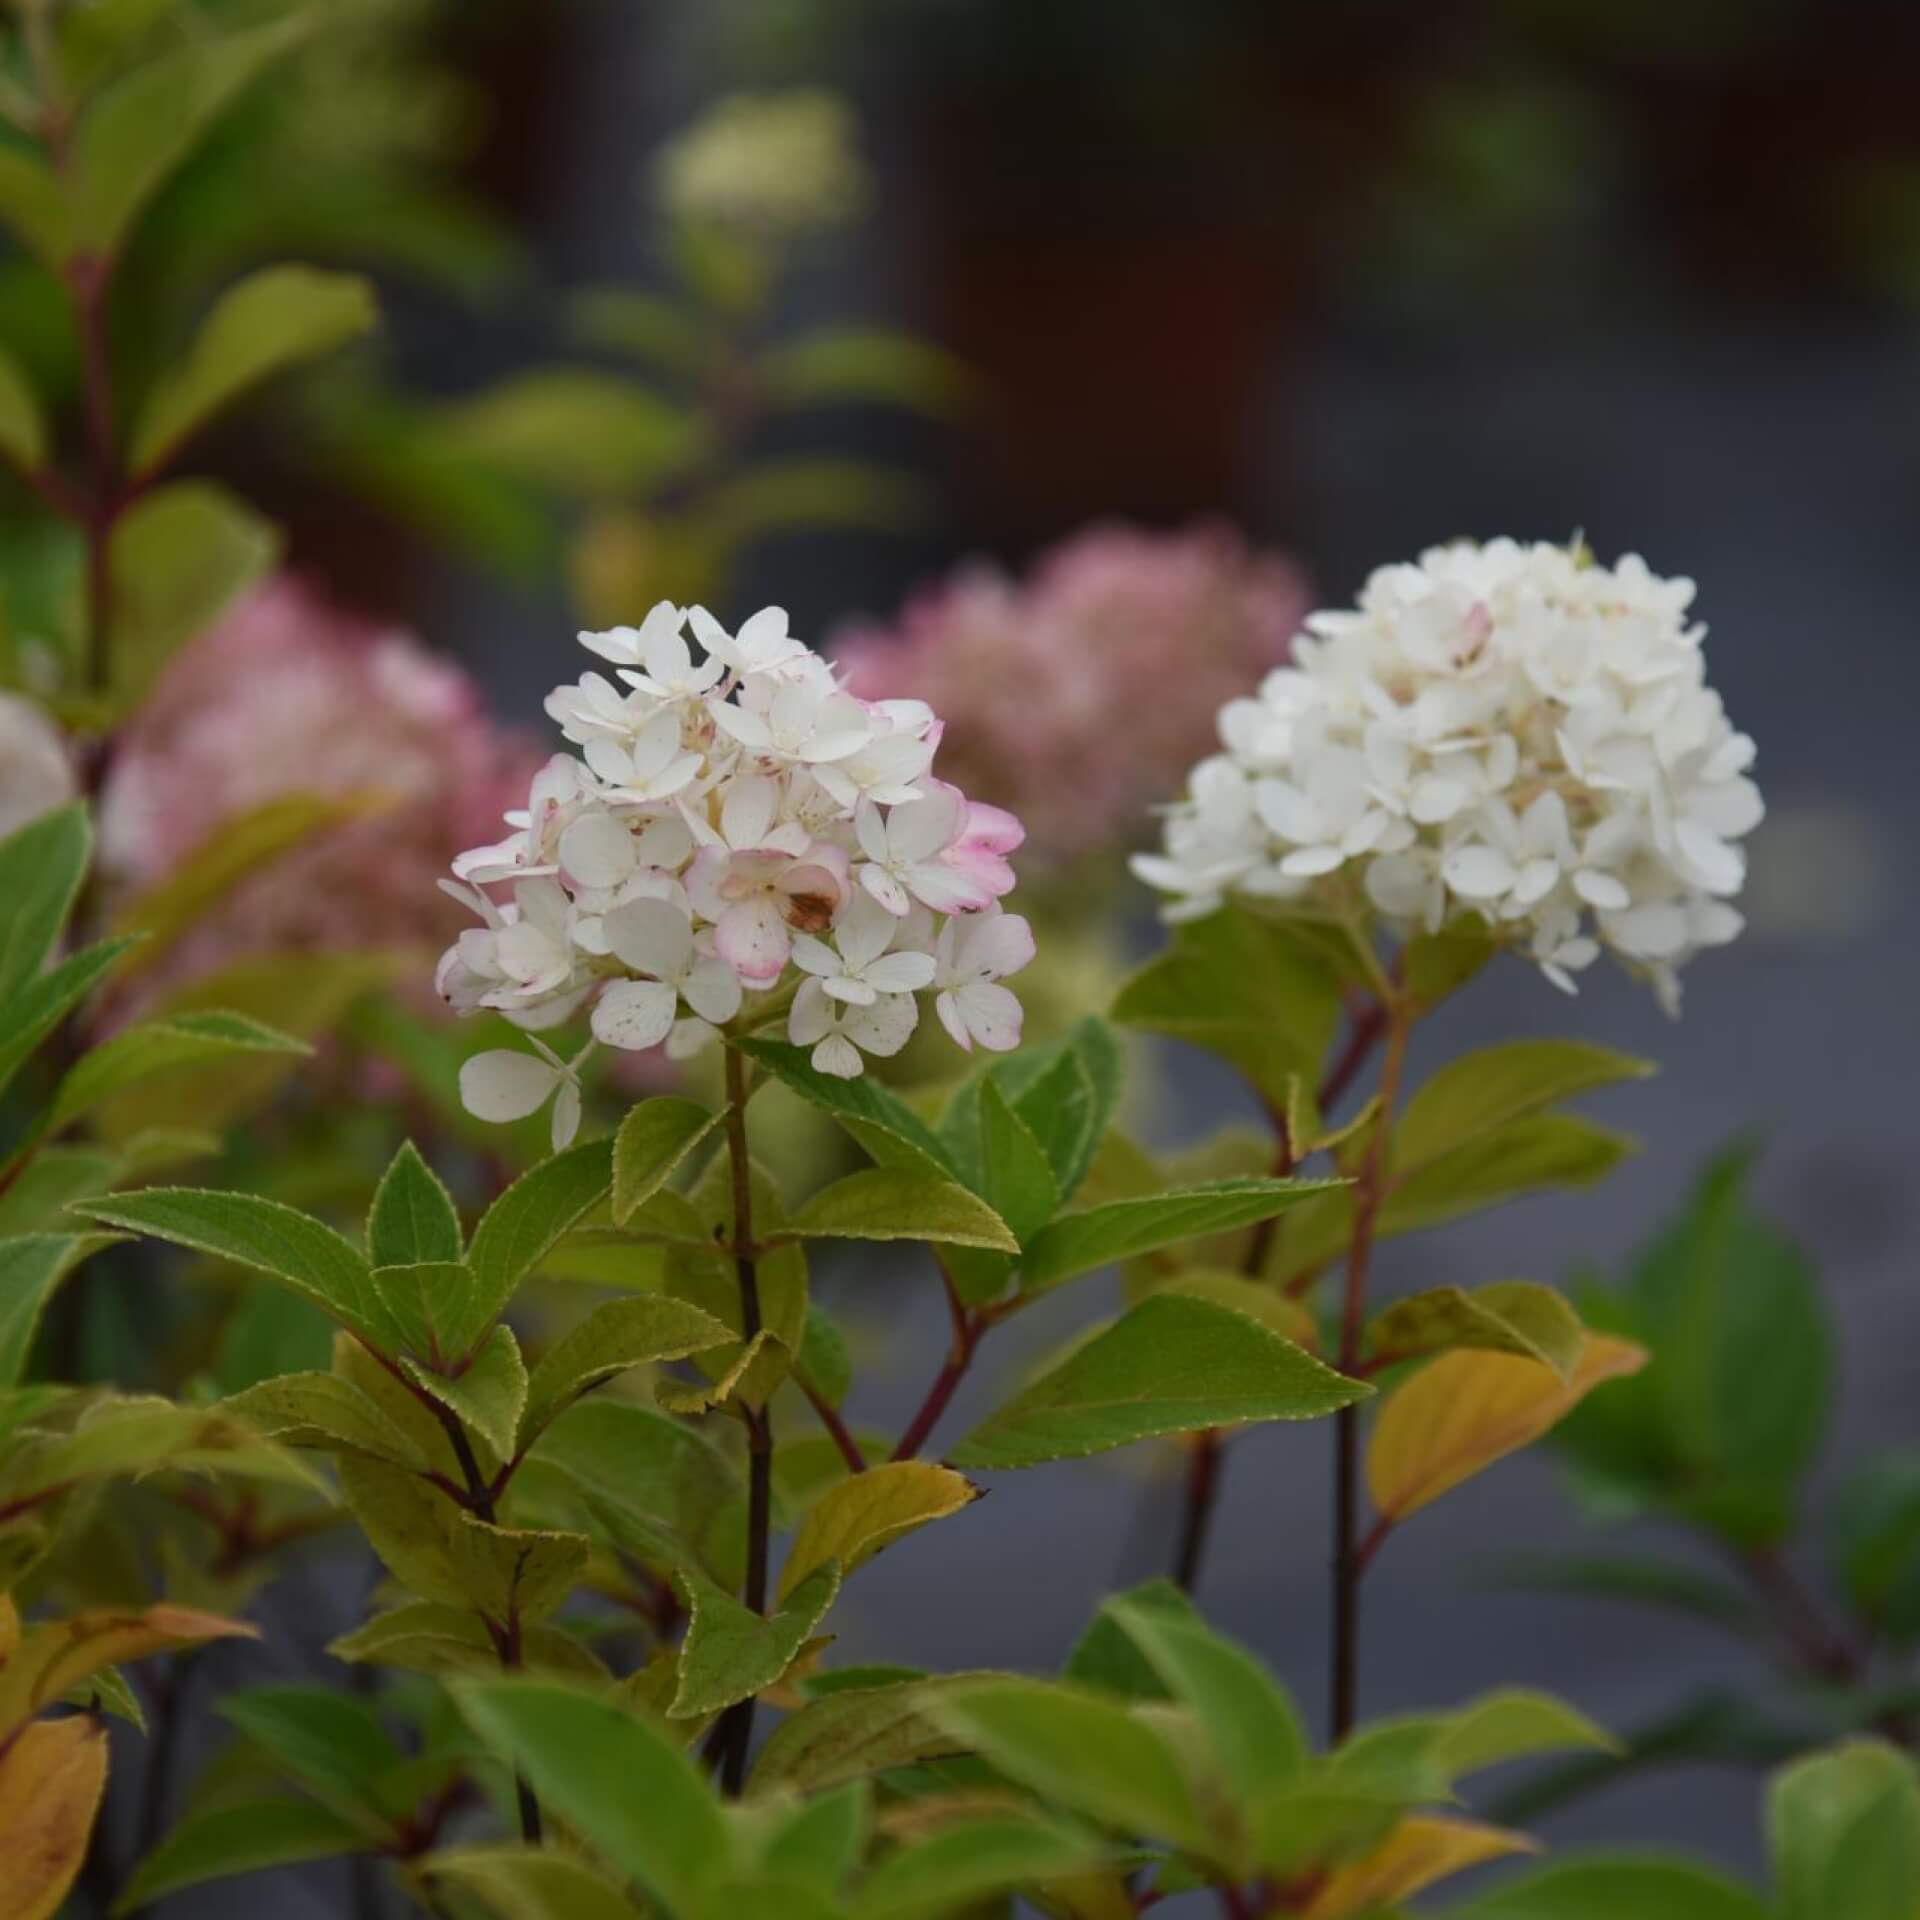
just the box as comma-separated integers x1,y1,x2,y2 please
1133,540,1763,1011
439,604,1032,1146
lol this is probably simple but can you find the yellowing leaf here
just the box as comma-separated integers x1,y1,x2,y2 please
780,1462,980,1602
0,1605,257,1736
0,1714,110,1920
1303,1815,1536,1918
1367,1334,1648,1524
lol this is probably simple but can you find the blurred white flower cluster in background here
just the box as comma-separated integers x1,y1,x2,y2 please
1135,539,1763,1009
654,89,868,237
441,604,1032,1144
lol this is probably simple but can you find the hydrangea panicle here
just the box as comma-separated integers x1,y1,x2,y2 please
833,522,1309,864
445,604,1033,1141
1134,540,1762,1010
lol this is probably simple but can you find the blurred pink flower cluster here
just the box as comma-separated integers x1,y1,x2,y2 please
833,522,1309,865
99,578,539,1005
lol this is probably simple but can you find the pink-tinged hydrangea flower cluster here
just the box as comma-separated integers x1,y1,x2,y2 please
0,694,76,838
833,522,1309,864
1135,540,1763,1011
97,580,539,1012
442,603,1033,1144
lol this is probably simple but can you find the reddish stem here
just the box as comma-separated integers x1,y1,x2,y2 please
800,1376,869,1474
891,1279,981,1463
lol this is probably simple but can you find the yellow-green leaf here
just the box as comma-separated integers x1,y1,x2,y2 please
1367,1282,1584,1378
1367,1334,1648,1523
131,266,377,473
612,1097,722,1222
0,342,47,471
780,1462,980,1602
1302,1816,1535,1919
784,1168,1018,1252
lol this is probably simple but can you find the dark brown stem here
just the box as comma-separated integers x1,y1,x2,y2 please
1177,999,1389,1593
1174,1430,1224,1594
1330,992,1411,1742
892,1273,979,1462
800,1375,868,1474
713,1046,772,1795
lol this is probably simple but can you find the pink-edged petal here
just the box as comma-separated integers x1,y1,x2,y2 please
903,862,997,916
459,1050,559,1123
717,898,790,985
958,799,1026,855
887,787,965,862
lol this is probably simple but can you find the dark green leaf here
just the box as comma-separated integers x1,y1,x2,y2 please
0,803,90,1004
612,1097,721,1223
462,1141,614,1349
368,1143,464,1270
949,1293,1366,1470
736,1038,954,1176
114,1799,371,1916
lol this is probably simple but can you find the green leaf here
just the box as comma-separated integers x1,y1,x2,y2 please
0,147,67,272
0,342,46,471
780,1462,980,1601
373,1261,476,1366
749,1780,869,1892
0,803,90,1004
570,286,711,374
749,1675,978,1795
0,1233,125,1386
784,1168,1019,1252
1770,1740,1920,1920
1488,1555,1765,1636
933,1678,1214,1855
796,1302,852,1409
850,1813,1105,1920
974,1079,1062,1245
949,1294,1367,1470
336,1455,587,1624
994,1021,1124,1208
1268,1113,1637,1286
51,1010,309,1130
221,1371,430,1470
1020,1178,1342,1297
521,1294,734,1445
1066,1578,1199,1701
107,481,281,711
0,937,140,1100
91,951,392,1142
114,1800,371,1916
131,266,377,474
671,1562,841,1718
1833,1454,1920,1646
455,1679,729,1913
423,1848,646,1920
1369,1282,1585,1377
75,1187,393,1345
1111,905,1340,1109
403,1326,529,1460
329,1606,606,1685
1394,1040,1656,1177
1102,1593,1308,1797
1434,1690,1620,1780
735,1037,955,1175
706,457,927,540
462,1142,615,1350
1437,1856,1770,1920
71,14,312,252
760,327,973,416
368,1142,464,1270
220,1685,398,1822
612,1097,722,1223
439,369,702,497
